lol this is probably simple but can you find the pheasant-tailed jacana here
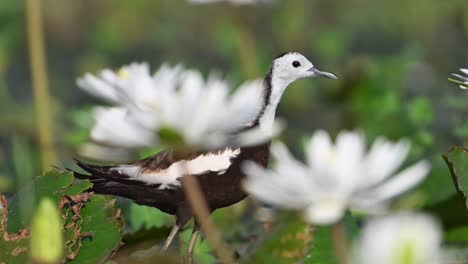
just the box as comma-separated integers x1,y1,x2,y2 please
73,52,337,258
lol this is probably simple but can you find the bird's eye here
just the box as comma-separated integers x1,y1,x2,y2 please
292,61,301,68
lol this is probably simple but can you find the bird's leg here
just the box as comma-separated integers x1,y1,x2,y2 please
185,223,200,264
160,224,180,254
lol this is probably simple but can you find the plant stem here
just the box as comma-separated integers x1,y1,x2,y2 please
448,77,468,88
232,8,259,79
26,0,57,170
181,175,236,264
332,220,349,264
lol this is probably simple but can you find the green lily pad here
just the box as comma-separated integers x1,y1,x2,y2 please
304,226,336,264
0,170,123,263
443,147,468,210
128,203,171,230
243,212,314,264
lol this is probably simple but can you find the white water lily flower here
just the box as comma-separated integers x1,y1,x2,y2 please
90,107,156,148
353,212,441,264
450,68,468,89
77,63,184,108
242,130,431,225
78,63,268,149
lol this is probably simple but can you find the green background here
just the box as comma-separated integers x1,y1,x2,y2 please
0,0,467,262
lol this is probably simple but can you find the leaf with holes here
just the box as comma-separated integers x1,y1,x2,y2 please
0,170,123,263
243,213,313,264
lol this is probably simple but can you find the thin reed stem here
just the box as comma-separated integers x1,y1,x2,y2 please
181,174,236,264
232,9,259,79
26,0,57,170
332,220,349,264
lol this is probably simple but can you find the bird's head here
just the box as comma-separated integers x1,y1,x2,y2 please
271,52,338,85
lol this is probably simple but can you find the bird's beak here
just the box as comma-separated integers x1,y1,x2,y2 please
308,67,338,79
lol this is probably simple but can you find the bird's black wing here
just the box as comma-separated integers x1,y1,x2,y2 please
73,146,240,189
73,148,200,187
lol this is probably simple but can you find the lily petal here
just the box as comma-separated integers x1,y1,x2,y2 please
303,197,347,225
76,74,119,103
242,161,312,209
358,160,430,206
306,130,333,173
91,107,155,148
362,138,410,189
333,131,365,189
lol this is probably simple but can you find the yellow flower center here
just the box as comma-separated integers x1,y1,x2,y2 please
117,68,129,79
328,148,337,161
393,238,419,264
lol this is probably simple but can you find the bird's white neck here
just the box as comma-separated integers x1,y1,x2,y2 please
257,71,293,132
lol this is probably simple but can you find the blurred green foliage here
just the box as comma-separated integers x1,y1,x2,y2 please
128,203,172,230
0,0,467,262
179,227,216,264
444,147,468,210
304,226,336,264
244,213,313,263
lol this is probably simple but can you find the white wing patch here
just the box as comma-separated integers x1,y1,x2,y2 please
112,148,241,189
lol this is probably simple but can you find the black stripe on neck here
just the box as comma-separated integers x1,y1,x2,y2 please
252,66,273,127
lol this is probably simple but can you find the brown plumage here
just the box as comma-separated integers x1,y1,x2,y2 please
74,142,270,226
